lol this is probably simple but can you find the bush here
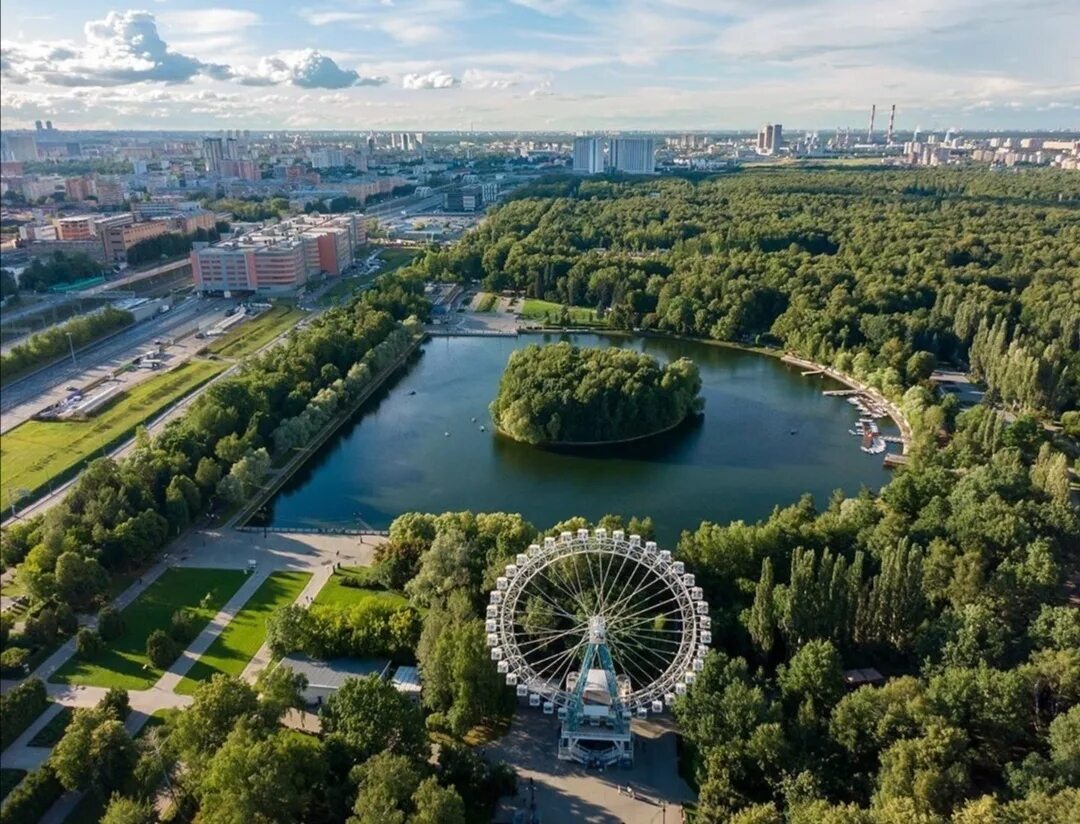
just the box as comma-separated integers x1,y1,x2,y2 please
146,629,178,669
0,763,64,824
54,603,78,636
0,646,30,677
1,678,48,749
97,606,125,641
75,627,103,658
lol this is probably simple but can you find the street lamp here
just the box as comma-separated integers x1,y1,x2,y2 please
64,331,77,367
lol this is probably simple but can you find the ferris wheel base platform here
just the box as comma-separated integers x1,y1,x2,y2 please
558,723,634,767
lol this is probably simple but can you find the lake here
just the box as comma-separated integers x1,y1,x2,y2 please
252,333,899,545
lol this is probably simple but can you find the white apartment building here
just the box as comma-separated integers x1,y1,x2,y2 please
608,138,656,174
573,137,605,174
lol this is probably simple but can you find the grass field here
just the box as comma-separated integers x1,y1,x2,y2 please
51,568,247,690
0,768,26,803
175,570,311,694
206,305,306,359
378,247,419,271
519,299,599,325
0,358,226,506
27,705,72,747
475,292,498,312
312,567,408,609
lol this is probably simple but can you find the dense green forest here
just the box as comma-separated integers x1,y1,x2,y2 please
407,168,1079,415
489,342,703,444
0,307,133,385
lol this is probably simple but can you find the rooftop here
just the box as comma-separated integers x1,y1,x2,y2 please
279,653,389,690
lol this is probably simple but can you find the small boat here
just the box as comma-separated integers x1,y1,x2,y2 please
444,431,450,437
408,390,416,396
479,425,486,432
790,429,797,435
471,417,477,422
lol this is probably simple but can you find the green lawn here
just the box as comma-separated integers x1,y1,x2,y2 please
51,568,247,690
175,571,311,694
0,768,26,803
28,705,72,747
377,247,419,272
312,567,408,609
519,299,599,325
0,359,226,507
206,305,306,359
475,292,498,312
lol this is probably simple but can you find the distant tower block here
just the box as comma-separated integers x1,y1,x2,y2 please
867,104,877,143
886,105,896,145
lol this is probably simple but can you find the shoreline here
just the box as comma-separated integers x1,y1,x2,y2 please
492,411,697,449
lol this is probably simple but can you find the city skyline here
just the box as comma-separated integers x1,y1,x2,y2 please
1,1,1078,132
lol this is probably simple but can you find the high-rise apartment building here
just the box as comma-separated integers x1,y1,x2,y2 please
757,124,783,155
608,138,656,174
573,137,605,174
202,137,224,175
1,134,39,162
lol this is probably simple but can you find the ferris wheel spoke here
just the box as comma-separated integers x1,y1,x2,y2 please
546,557,591,616
514,624,587,650
599,550,649,624
606,589,685,628
599,546,632,616
530,637,587,685
615,635,679,681
532,558,591,615
520,575,587,623
608,642,654,696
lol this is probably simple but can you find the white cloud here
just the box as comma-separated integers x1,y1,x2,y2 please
462,69,520,90
0,10,229,87
157,8,261,35
237,50,386,89
402,70,459,90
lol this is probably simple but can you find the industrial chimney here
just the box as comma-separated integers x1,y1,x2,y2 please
867,104,876,143
886,104,896,145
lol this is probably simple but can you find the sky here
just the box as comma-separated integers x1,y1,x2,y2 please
1,1,1078,132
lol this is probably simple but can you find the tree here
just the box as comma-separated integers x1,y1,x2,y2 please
167,675,260,766
145,629,178,669
54,552,108,610
411,777,466,824
873,724,970,817
265,605,312,655
321,675,427,763
97,606,125,641
51,708,137,797
196,723,326,824
254,664,308,720
75,627,103,658
747,557,776,657
778,639,844,714
99,687,130,720
348,751,421,824
100,795,156,824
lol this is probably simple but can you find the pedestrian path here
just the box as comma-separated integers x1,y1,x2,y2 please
240,563,334,683
154,568,271,693
0,701,63,771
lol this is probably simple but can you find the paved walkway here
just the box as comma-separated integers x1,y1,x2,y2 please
1,702,64,771
154,568,271,693
241,563,334,683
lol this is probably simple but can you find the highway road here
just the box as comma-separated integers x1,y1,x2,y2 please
0,296,231,432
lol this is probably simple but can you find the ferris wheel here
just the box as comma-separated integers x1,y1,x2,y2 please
487,528,710,765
